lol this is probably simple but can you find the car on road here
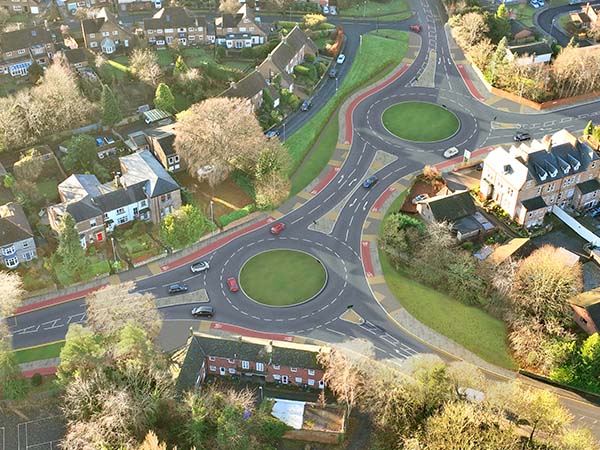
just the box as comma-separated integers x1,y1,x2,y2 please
104,136,115,145
328,68,337,78
337,54,346,64
190,260,210,273
362,175,378,189
95,137,105,147
409,25,422,33
514,131,531,142
412,193,429,204
270,222,286,234
265,130,280,139
301,99,312,111
537,0,545,5
227,277,240,292
330,5,337,15
168,283,188,294
529,0,540,7
191,306,214,318
322,5,329,14
443,147,460,159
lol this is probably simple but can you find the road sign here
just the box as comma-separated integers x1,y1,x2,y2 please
463,149,472,162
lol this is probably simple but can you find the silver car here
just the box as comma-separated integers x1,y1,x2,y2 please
190,260,210,273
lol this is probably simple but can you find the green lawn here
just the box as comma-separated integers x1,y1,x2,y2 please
36,179,60,203
240,250,327,306
382,101,460,142
513,3,536,27
55,256,110,287
340,0,409,17
287,29,409,195
14,341,65,364
155,48,175,66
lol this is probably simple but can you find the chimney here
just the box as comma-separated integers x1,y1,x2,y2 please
542,135,552,152
113,171,122,188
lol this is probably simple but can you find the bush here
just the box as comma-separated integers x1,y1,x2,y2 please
31,373,43,387
305,53,316,63
294,65,311,76
219,204,257,227
232,170,256,199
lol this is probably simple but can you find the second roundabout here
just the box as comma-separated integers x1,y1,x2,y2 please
239,249,328,307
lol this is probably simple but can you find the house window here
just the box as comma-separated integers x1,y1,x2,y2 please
18,49,25,54
188,27,195,32
174,155,180,162
273,374,281,380
157,29,163,34
90,42,98,48
90,219,97,227
102,31,109,37
290,367,297,373
117,216,128,225
117,207,125,214
308,379,315,386
113,30,118,35
178,27,186,32
4,256,18,268
209,365,216,371
308,369,315,376
294,377,302,383
239,27,246,31
208,356,216,361
219,367,226,375
256,362,264,372
228,368,236,374
235,41,243,48
227,27,232,32
140,200,147,207
90,33,96,38
249,26,254,31
227,358,235,364
149,37,156,43
23,251,34,261
189,35,195,40
148,30,154,34
198,26,203,31
22,241,28,248
167,193,172,200
272,364,280,370
160,195,166,202
241,361,250,370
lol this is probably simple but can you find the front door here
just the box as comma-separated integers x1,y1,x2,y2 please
219,367,226,376
96,232,103,242
282,375,288,384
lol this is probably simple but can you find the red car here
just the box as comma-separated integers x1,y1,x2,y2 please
410,25,422,33
270,222,286,235
227,277,239,292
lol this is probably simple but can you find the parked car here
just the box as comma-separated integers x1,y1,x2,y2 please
168,283,188,294
190,260,210,273
265,130,280,139
330,5,337,15
322,5,329,14
301,99,312,111
104,136,115,145
227,277,240,292
592,207,600,217
409,24,422,33
337,54,346,64
191,306,214,318
529,0,540,7
514,131,531,142
412,193,429,204
270,222,286,234
95,137,105,147
443,147,460,159
362,175,378,189
537,0,545,6
328,69,337,79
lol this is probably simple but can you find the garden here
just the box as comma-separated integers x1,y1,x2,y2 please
113,221,165,266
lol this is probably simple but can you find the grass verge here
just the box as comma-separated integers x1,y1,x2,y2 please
382,101,460,142
287,29,409,195
340,0,409,17
240,250,327,306
14,341,65,364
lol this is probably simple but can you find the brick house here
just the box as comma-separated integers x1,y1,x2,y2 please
570,3,600,29
571,289,600,335
81,7,131,54
479,129,600,228
257,25,318,94
143,7,208,47
176,332,328,393
0,202,37,269
0,26,55,76
145,126,182,172
59,48,89,71
0,0,41,15
48,150,181,248
215,4,265,49
221,69,279,112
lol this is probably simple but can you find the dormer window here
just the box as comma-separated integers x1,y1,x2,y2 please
535,164,548,181
567,153,581,171
545,162,558,178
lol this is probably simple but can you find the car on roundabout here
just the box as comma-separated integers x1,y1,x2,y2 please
168,283,188,294
409,25,422,33
190,260,210,273
227,277,240,292
191,306,214,318
443,147,460,159
270,222,286,234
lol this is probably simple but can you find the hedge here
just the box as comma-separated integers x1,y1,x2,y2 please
294,65,311,76
219,204,257,227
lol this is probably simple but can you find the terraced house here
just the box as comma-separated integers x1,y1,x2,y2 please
221,70,279,112
143,6,208,47
0,26,55,76
0,0,41,14
48,150,181,248
81,7,131,54
480,129,600,228
215,4,265,49
176,332,328,392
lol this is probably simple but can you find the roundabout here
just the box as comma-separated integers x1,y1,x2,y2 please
239,249,328,307
381,101,460,142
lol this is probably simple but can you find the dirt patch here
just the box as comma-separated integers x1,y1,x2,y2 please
400,179,446,214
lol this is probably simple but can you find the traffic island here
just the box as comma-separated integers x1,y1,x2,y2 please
381,101,460,142
239,250,327,306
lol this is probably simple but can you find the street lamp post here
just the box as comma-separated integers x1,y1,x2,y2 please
363,0,366,17
111,237,117,264
210,200,214,224
550,17,556,40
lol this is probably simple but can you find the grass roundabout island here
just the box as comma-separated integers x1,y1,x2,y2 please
382,101,460,142
239,249,327,306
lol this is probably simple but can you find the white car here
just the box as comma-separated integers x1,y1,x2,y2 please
322,5,329,14
443,147,460,159
337,54,346,64
330,5,337,15
190,260,210,273
529,0,540,8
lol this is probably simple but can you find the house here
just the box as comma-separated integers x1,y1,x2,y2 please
215,4,265,49
145,126,182,172
48,150,181,248
143,7,209,47
60,48,89,71
488,237,537,265
124,131,151,152
570,3,600,29
118,0,161,12
257,25,319,94
479,129,600,228
176,332,328,393
221,70,279,112
506,41,553,65
0,0,41,14
81,7,131,54
0,26,55,77
0,202,37,269
570,288,600,335
416,190,495,241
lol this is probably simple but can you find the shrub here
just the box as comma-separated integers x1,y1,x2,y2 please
294,65,311,76
31,373,43,387
218,204,257,227
305,53,316,63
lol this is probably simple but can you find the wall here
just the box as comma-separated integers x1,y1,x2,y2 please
551,204,600,246
283,429,343,444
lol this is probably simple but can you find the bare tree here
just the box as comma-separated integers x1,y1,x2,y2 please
255,172,291,208
138,431,169,450
219,0,240,13
85,282,161,339
452,12,488,49
0,271,24,320
175,97,268,186
130,49,163,87
558,427,599,450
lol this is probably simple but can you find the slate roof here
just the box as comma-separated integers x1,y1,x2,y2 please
146,131,176,157
217,13,243,28
63,48,87,64
272,344,320,369
571,288,600,332
521,196,547,211
144,7,196,30
120,150,180,197
222,70,270,100
90,181,147,212
81,8,122,35
508,41,553,57
423,191,476,222
1,26,53,53
285,26,318,54
0,203,33,246
577,179,600,195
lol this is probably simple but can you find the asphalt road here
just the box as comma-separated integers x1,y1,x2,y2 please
536,0,600,46
8,0,600,440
